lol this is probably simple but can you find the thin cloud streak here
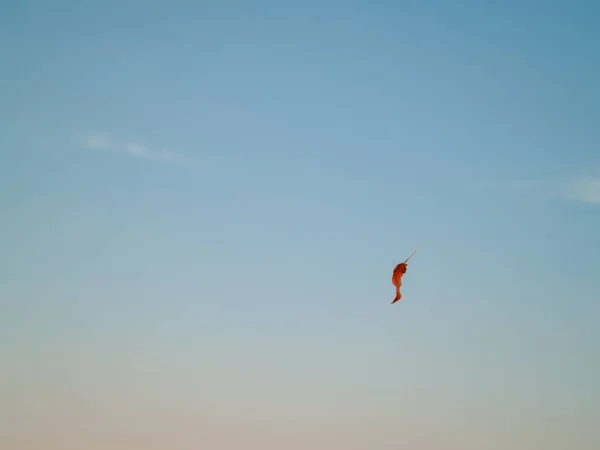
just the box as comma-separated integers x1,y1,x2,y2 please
567,176,600,205
506,175,600,206
82,134,197,167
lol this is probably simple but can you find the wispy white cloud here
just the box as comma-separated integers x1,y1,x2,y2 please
506,174,600,206
565,176,600,205
81,134,197,167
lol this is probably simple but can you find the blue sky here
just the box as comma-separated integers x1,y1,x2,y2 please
1,1,599,448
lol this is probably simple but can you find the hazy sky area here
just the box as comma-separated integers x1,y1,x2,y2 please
1,1,599,449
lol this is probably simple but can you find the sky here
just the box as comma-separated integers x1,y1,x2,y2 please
1,1,599,449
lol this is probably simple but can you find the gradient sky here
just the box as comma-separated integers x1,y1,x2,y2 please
1,1,599,449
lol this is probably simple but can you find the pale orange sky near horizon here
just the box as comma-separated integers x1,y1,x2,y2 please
3,323,598,449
